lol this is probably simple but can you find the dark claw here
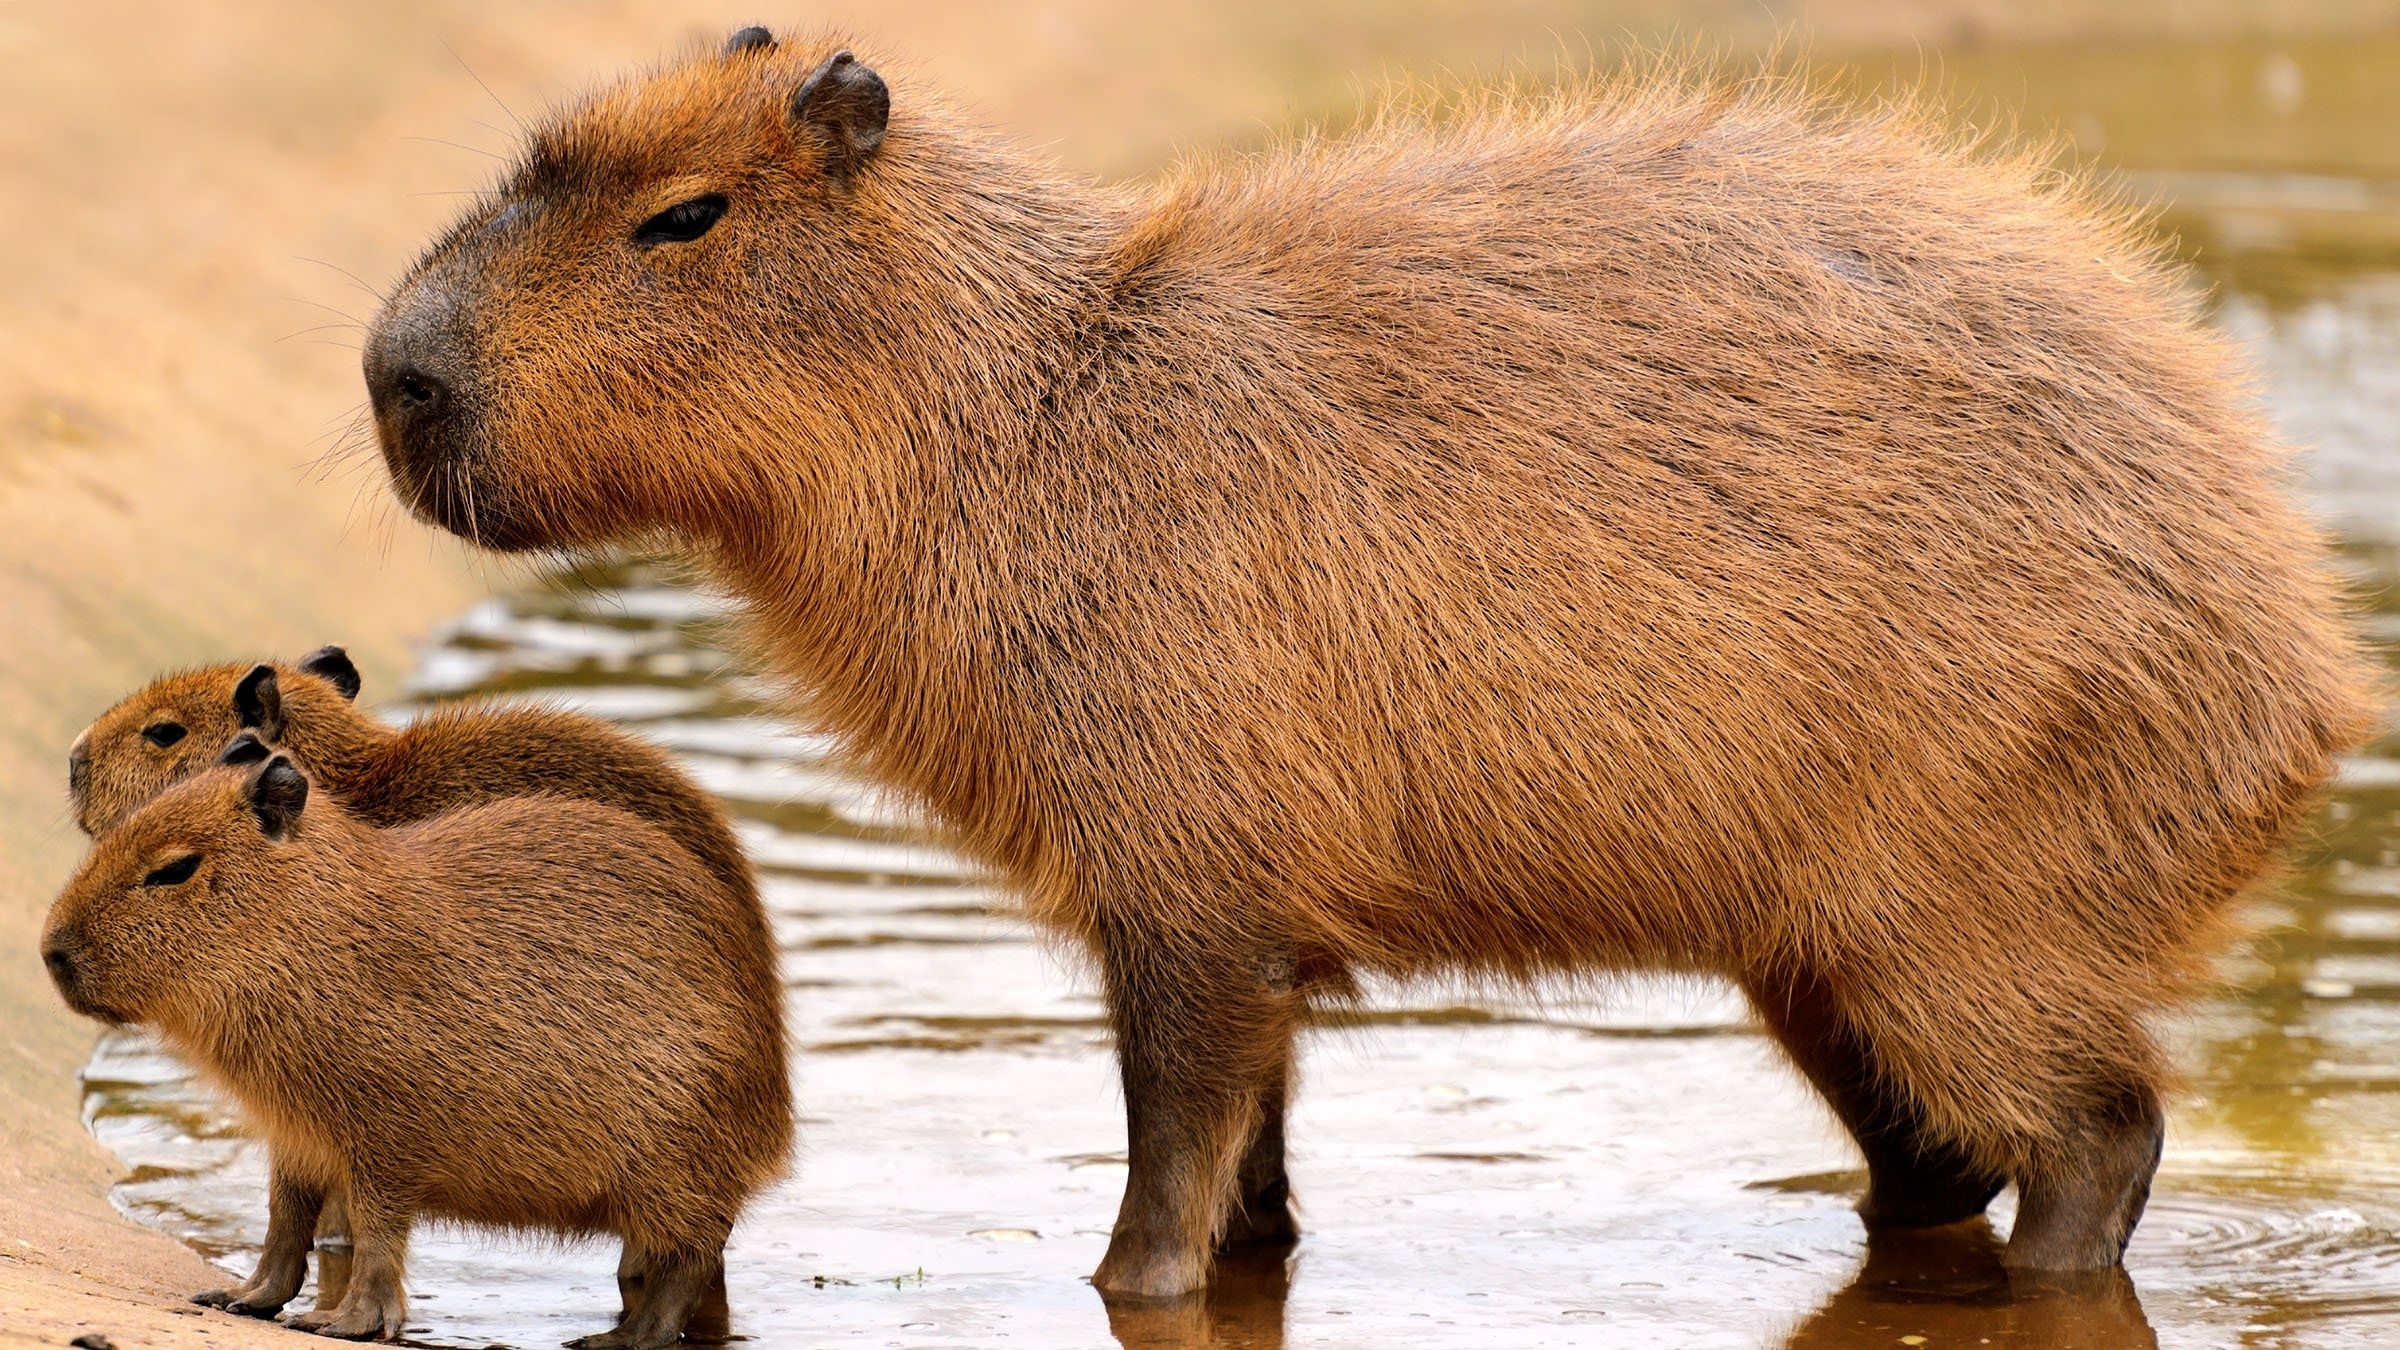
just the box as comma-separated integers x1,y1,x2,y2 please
225,1298,288,1319
191,1288,237,1307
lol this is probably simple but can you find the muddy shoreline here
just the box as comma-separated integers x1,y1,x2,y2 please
6,4,2397,1347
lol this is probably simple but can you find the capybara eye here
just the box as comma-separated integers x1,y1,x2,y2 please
141,722,187,748
633,194,728,246
142,854,200,887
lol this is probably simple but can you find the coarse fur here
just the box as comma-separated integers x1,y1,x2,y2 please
69,650,767,1331
41,756,791,1346
363,32,2384,1298
69,651,754,915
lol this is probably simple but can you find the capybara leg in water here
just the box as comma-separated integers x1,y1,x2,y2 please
283,1176,409,1341
191,1160,325,1318
1743,969,2007,1229
1217,1058,1301,1251
1093,934,1307,1297
2006,1087,2167,1271
569,1240,729,1350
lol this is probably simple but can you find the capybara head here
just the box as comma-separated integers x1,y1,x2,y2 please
43,752,314,1026
364,29,907,552
69,646,362,835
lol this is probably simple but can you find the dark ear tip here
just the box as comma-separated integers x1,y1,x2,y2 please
233,664,280,726
297,645,363,700
725,25,774,56
250,754,309,835
219,733,270,766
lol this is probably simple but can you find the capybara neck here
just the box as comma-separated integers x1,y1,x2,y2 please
272,685,395,787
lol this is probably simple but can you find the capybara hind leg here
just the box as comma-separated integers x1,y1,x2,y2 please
683,1262,731,1344
1217,1054,1300,1251
2006,1085,2165,1272
196,1159,323,1316
309,1189,354,1313
1743,969,2004,1229
283,1182,408,1340
568,1244,725,1350
613,1245,647,1328
1093,935,1301,1299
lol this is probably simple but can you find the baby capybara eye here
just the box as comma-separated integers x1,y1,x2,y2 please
141,854,200,888
633,194,727,246
141,722,187,748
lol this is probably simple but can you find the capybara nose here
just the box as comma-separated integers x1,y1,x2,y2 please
67,731,89,800
391,366,447,416
366,331,452,424
42,941,76,992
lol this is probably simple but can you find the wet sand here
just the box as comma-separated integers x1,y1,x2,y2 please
6,3,2398,1347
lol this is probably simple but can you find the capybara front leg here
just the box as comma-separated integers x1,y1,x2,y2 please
283,1180,408,1340
1744,968,2005,1229
195,1158,323,1316
2005,1085,2165,1272
569,1243,726,1350
1092,934,1299,1300
1217,1053,1300,1251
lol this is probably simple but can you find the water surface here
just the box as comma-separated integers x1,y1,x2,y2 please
81,36,2400,1350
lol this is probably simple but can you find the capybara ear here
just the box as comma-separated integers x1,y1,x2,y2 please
218,732,271,767
298,645,363,700
791,50,888,174
724,25,774,56
232,664,285,739
249,756,309,840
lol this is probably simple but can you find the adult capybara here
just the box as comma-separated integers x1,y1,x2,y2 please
69,644,753,910
41,748,791,1346
361,30,2381,1298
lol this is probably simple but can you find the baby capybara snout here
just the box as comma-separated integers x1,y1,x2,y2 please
47,752,792,1348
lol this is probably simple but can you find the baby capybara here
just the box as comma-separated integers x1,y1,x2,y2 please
41,750,791,1345
71,647,767,1325
69,644,752,908
362,31,2381,1298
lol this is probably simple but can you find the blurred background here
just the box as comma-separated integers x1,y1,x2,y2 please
3,3,2396,1348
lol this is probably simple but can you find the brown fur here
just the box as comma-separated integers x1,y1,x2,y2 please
70,653,767,1327
41,757,791,1345
363,32,2383,1298
69,655,754,915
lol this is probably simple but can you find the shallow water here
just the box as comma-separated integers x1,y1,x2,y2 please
82,38,2400,1350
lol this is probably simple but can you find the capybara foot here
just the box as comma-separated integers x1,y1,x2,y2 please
1093,1237,1209,1301
2004,1091,2165,1271
576,1316,691,1335
194,1284,290,1317
1215,1176,1300,1251
1857,1150,2008,1231
284,1299,403,1341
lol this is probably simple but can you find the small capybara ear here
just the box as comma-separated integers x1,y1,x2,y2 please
249,755,308,840
724,25,774,56
297,645,363,700
791,50,888,174
232,664,285,740
218,732,271,767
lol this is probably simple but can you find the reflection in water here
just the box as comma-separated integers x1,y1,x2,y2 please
1103,1246,1294,1350
74,35,2400,1350
1783,1223,2155,1350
